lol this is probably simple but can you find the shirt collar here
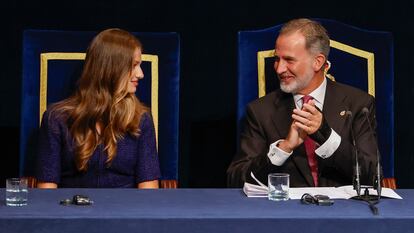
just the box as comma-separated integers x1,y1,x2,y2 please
293,77,327,110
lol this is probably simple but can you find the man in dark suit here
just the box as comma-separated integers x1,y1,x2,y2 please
227,18,377,188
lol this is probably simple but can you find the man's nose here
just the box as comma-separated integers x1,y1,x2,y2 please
274,60,287,75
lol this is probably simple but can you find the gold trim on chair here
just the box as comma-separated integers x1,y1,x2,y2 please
141,54,159,148
257,39,376,97
330,40,375,97
40,53,86,121
39,52,159,148
257,50,276,98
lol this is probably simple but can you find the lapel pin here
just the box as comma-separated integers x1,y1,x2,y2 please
340,110,346,116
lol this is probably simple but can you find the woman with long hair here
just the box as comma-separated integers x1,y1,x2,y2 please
36,28,160,188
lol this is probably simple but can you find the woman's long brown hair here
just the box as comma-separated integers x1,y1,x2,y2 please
50,28,147,171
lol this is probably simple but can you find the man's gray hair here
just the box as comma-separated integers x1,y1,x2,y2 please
279,18,330,58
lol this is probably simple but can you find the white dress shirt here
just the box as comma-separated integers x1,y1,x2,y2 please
267,78,341,166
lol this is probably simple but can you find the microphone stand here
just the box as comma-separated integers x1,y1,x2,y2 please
346,111,361,197
352,187,380,215
362,107,383,199
348,108,382,215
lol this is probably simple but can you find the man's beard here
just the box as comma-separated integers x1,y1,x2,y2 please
279,72,313,94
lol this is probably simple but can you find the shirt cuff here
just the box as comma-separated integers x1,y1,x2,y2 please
267,139,293,166
315,128,341,159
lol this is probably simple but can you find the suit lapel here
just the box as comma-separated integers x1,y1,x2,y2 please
323,79,348,134
270,91,294,138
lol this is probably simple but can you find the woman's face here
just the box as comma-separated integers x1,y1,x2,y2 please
127,48,144,94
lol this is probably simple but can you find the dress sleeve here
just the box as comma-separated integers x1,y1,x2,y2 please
135,112,161,183
35,110,62,184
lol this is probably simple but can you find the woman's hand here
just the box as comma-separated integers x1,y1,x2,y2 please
137,180,159,189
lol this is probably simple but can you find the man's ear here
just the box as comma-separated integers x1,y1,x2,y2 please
313,54,326,71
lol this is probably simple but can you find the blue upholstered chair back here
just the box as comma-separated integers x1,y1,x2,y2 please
20,30,180,188
237,19,395,186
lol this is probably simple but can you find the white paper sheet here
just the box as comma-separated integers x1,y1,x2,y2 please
243,172,402,199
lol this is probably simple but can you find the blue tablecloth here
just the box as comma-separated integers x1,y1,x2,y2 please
1,189,413,233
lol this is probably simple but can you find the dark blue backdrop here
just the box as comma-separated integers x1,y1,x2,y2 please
0,0,413,188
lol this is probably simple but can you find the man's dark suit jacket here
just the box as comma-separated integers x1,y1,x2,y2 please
227,79,378,187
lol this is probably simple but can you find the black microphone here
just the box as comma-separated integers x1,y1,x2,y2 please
361,107,382,198
346,110,361,197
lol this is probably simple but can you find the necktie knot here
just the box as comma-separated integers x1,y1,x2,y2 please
302,95,313,105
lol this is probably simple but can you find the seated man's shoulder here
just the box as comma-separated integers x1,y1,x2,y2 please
333,81,374,100
248,90,285,108
245,90,290,120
